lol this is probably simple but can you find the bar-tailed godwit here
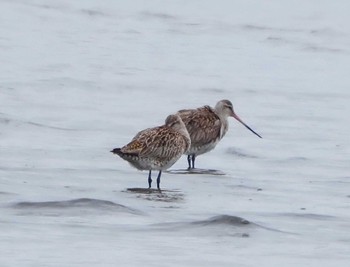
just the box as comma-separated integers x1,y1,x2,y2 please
111,114,191,189
178,99,261,169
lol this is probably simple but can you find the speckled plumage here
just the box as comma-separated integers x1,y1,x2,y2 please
111,114,191,189
178,99,261,169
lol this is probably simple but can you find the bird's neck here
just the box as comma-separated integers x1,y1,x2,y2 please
177,124,191,151
215,111,229,139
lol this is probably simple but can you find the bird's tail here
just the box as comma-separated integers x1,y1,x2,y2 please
110,148,122,155
111,147,139,164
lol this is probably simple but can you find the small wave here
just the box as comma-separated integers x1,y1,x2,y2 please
280,212,336,221
140,11,177,21
153,215,253,229
191,215,294,235
226,147,258,159
27,121,78,131
13,198,140,214
80,9,108,17
150,214,292,237
303,45,344,54
0,116,79,131
192,215,250,226
150,215,257,237
241,24,303,33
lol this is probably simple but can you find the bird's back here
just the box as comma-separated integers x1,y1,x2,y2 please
178,105,226,155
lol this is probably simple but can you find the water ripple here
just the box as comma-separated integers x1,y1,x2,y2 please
12,198,141,215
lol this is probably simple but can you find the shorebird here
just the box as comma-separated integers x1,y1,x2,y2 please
178,99,261,169
111,114,191,189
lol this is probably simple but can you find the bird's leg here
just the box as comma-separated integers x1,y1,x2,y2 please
156,170,162,190
191,154,196,169
148,170,152,188
187,155,192,170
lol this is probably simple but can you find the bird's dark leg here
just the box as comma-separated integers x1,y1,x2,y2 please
156,170,162,190
187,155,192,169
191,154,196,169
148,170,152,188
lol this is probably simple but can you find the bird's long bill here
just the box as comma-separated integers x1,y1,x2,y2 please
232,113,262,138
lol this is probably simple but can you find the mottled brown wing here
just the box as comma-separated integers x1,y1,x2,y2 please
121,126,161,155
178,106,221,147
138,127,186,160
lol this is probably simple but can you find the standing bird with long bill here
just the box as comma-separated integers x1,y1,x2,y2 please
178,99,261,169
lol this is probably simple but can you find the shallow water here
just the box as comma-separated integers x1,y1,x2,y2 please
1,0,350,266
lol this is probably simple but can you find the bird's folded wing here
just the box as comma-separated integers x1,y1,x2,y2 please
139,129,184,159
179,107,221,146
